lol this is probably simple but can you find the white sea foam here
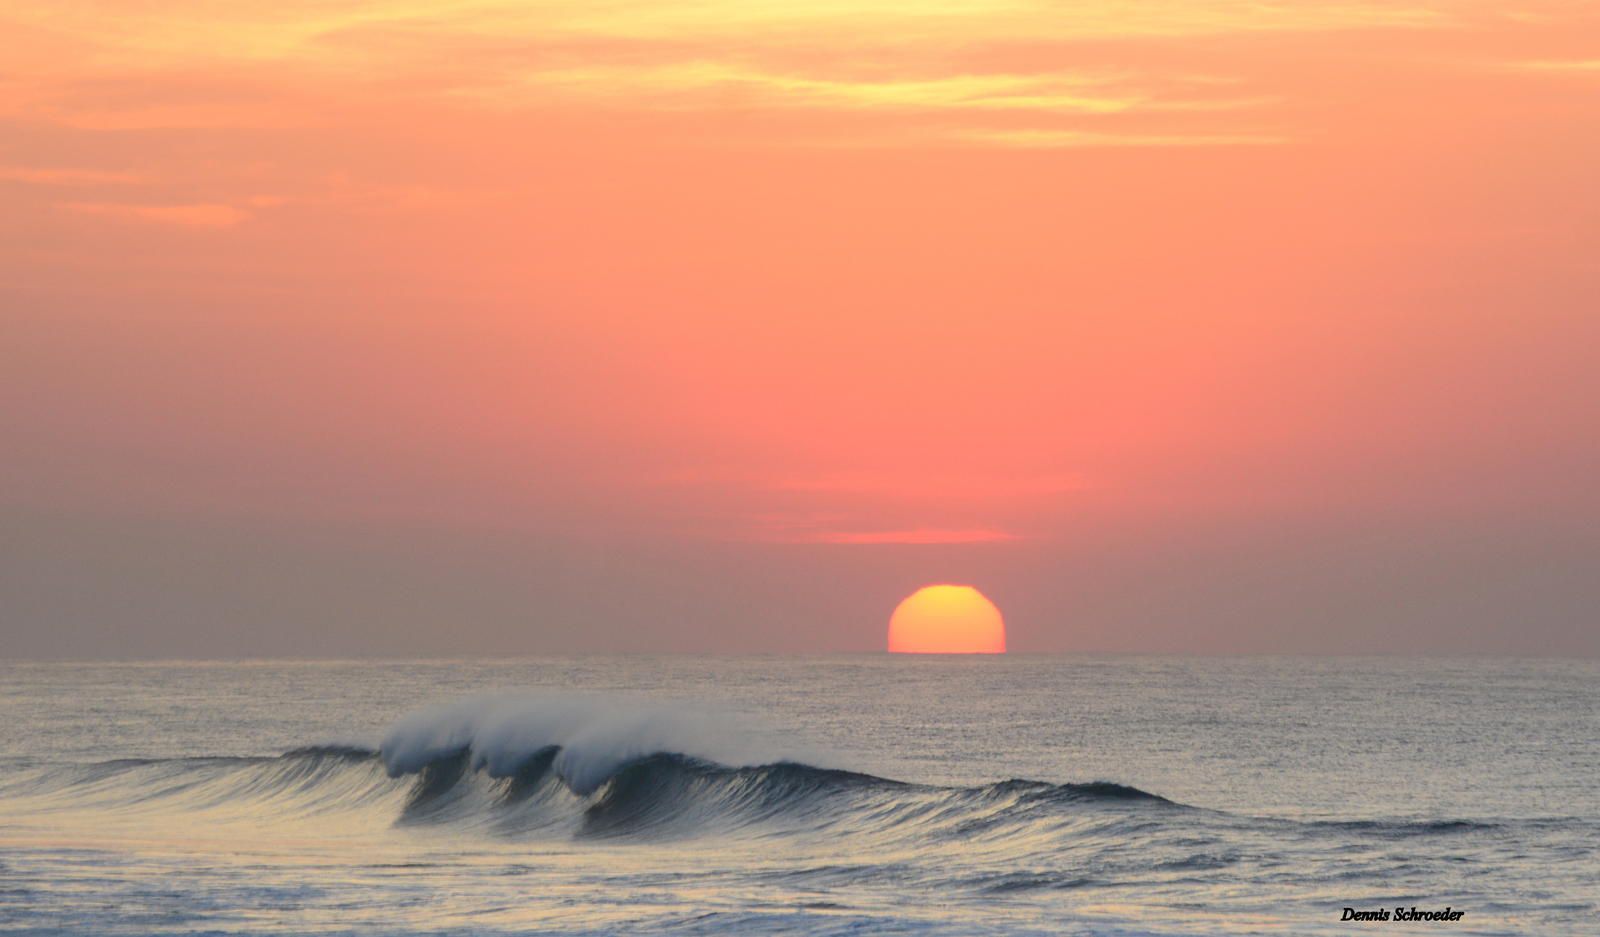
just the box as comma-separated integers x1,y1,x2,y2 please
378,692,804,795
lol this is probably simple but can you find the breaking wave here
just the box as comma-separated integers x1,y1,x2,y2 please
3,693,1177,842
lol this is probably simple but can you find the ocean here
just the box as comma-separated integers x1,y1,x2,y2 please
1,656,1595,935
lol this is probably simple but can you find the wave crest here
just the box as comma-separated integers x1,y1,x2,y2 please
378,692,804,796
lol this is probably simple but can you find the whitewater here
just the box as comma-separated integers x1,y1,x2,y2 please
1,656,1596,935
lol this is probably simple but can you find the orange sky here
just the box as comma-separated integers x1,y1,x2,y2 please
3,1,1597,655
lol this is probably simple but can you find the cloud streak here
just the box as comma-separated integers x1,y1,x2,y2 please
1513,59,1600,73
795,528,1021,545
952,128,1290,148
62,201,252,228
0,165,144,186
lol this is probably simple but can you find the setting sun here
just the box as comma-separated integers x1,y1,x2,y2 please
888,585,1006,654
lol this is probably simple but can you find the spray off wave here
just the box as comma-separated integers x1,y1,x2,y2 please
378,692,808,796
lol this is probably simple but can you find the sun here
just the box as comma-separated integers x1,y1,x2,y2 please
888,585,1006,654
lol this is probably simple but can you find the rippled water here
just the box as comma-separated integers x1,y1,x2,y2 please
1,657,1595,935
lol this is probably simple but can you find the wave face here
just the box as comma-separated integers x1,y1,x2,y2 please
376,694,1177,840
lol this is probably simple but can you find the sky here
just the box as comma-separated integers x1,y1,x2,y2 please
2,0,1597,657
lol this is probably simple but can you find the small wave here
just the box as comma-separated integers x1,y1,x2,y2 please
282,744,379,761
1311,817,1502,836
968,871,1102,893
981,778,1173,805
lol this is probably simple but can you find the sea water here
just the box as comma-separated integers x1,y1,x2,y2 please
0,656,1595,935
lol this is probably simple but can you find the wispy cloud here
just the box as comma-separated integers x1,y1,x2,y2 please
794,527,1021,545
954,128,1290,148
62,201,252,228
767,472,1087,500
0,0,1446,148
468,64,1145,114
0,165,143,185
1512,59,1600,73
652,469,1078,545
